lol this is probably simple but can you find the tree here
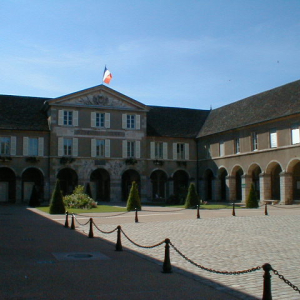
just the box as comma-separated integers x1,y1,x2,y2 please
29,185,40,207
49,179,65,214
126,181,141,211
184,183,200,208
246,183,259,208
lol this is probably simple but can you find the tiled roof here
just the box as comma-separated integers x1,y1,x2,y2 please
198,80,300,137
0,95,50,131
147,106,210,138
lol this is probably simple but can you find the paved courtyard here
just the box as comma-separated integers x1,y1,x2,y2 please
48,205,300,300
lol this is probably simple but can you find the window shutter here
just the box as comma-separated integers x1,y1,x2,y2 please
73,111,78,126
91,139,96,157
163,142,168,160
136,141,140,158
58,110,63,125
173,143,177,160
91,112,96,127
185,143,189,160
270,129,277,148
150,142,155,159
105,113,110,128
136,115,140,130
220,141,224,156
105,139,110,157
23,137,29,156
72,138,78,156
122,140,127,158
58,137,63,156
38,137,44,156
292,126,300,145
10,136,16,155
122,114,127,129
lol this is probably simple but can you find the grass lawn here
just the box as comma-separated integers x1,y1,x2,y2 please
37,203,239,214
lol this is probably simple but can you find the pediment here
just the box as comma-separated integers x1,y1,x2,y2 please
49,85,148,111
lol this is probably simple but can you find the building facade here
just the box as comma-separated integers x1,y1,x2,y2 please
1,80,300,204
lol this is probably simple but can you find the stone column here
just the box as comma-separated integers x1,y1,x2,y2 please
242,175,252,203
16,177,22,204
213,177,221,201
280,172,293,204
260,173,271,201
226,175,236,201
110,177,122,203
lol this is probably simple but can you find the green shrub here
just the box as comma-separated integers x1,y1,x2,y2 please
63,185,97,209
246,183,259,208
184,183,200,208
49,179,65,214
126,181,141,211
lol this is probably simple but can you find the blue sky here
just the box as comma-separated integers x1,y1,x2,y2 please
1,0,300,109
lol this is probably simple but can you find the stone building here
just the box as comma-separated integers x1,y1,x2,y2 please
1,80,300,204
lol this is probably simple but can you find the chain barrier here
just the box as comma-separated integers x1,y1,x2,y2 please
121,228,165,249
92,220,118,234
73,214,90,226
272,268,300,293
169,241,262,275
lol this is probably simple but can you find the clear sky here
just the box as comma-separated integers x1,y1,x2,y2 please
1,0,300,109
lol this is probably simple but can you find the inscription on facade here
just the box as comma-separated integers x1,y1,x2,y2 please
75,130,125,137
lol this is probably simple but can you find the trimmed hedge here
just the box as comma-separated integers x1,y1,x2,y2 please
246,183,259,208
49,179,65,214
126,181,141,211
184,183,200,208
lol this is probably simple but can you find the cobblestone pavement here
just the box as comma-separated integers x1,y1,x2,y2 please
49,205,300,300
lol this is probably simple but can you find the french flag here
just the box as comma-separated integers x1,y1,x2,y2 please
103,66,112,84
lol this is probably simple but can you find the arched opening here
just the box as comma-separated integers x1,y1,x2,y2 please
292,162,300,200
251,165,262,200
22,168,44,202
90,169,110,202
150,170,168,200
218,168,228,201
57,168,78,195
232,166,243,201
271,164,282,200
122,169,140,201
0,167,16,202
173,170,189,203
204,169,214,201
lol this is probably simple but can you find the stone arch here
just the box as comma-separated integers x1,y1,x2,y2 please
122,169,141,201
248,163,262,200
57,168,78,195
203,169,214,201
231,165,244,201
22,167,44,202
287,159,300,201
172,170,189,203
266,161,282,200
150,169,168,200
0,167,16,202
90,168,110,202
218,167,228,201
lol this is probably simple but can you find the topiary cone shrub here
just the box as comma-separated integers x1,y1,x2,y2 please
29,185,40,207
49,179,65,214
184,183,200,208
246,183,259,208
126,181,141,211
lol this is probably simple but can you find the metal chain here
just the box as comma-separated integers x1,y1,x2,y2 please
121,228,165,249
73,215,90,226
272,268,300,293
170,241,261,275
92,221,118,234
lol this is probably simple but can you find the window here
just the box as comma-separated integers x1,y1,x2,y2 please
219,141,224,157
64,111,73,126
177,143,185,160
150,142,167,159
252,133,258,151
173,143,189,160
127,115,135,129
122,114,140,130
96,113,105,128
58,110,78,126
127,141,135,157
122,140,140,158
155,142,163,159
291,125,300,145
64,138,72,156
96,140,105,157
234,138,240,154
28,138,38,156
0,137,10,155
270,129,277,148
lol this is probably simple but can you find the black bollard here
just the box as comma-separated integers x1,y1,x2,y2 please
70,213,75,230
64,211,69,228
162,238,172,273
262,263,272,300
265,203,268,216
197,205,200,219
135,207,139,223
115,225,123,251
88,218,94,238
232,202,236,216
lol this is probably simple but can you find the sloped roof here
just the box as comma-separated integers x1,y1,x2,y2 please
147,106,210,138
198,80,300,137
0,95,50,131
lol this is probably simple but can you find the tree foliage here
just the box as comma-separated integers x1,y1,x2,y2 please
184,183,200,208
126,181,141,211
63,185,97,209
49,179,65,214
246,183,259,208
